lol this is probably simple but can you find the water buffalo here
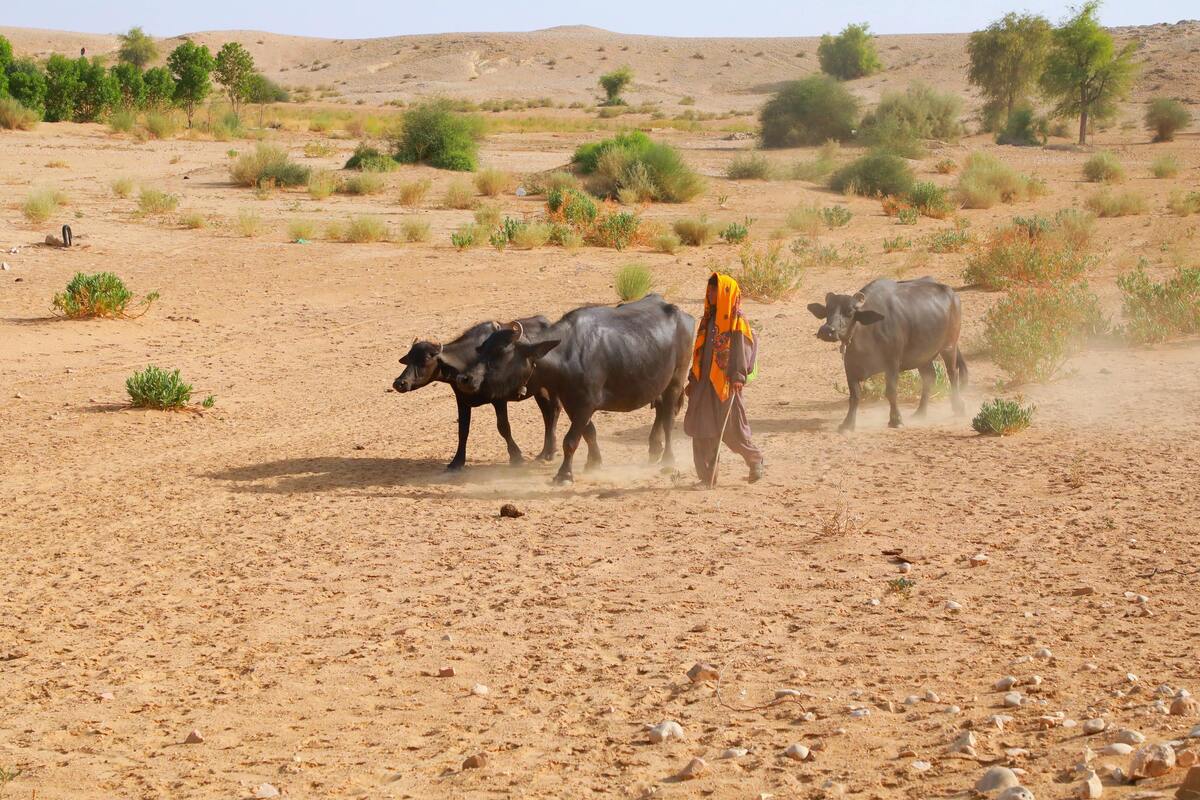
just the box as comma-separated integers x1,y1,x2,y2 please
456,295,696,484
393,317,559,470
808,277,967,432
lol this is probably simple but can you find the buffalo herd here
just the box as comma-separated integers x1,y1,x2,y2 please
394,277,967,482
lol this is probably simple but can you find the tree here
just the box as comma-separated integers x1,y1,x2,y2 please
166,41,214,127
117,27,158,69
110,62,146,109
245,73,288,125
817,23,882,80
74,57,120,121
598,66,633,106
142,66,175,111
0,34,13,98
214,42,255,119
43,54,82,122
1040,2,1139,145
967,12,1052,128
6,60,48,117
759,75,860,147
1144,97,1189,142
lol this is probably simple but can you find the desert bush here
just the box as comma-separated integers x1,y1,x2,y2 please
107,110,136,134
760,75,859,147
510,221,553,249
338,172,385,195
344,143,397,172
995,104,1047,146
817,22,882,80
52,272,157,318
847,361,948,402
896,208,920,226
785,205,824,237
1167,190,1200,217
1144,98,1190,142
735,242,804,302
451,222,483,250
473,201,503,229
720,219,752,243
22,188,65,222
964,221,1093,289
574,131,703,203
397,177,432,206
955,152,1044,208
531,170,579,195
1082,151,1124,183
1149,154,1179,179
303,141,334,158
126,365,195,409
138,188,178,215
552,225,584,250
474,167,515,196
972,397,1035,435
653,231,682,253
673,216,719,246
180,211,206,229
727,153,773,180
983,283,1105,383
399,218,431,242
546,187,598,226
883,235,911,252
111,177,135,198
927,226,971,253
1085,188,1147,217
589,209,641,250
791,237,867,268
818,206,850,228
307,170,337,199
231,143,310,188
235,209,262,236
858,82,963,157
599,65,633,105
830,152,914,198
0,97,39,130
287,219,316,240
934,158,958,174
143,112,176,139
906,181,953,218
343,215,389,243
615,263,653,301
391,99,483,171
1117,262,1200,343
443,178,476,209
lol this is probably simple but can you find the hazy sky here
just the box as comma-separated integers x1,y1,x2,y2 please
4,0,1195,38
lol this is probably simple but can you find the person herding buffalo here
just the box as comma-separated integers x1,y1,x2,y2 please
807,277,968,432
685,273,765,486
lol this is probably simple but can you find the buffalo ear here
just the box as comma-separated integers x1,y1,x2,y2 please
521,339,560,360
807,302,828,319
855,309,884,325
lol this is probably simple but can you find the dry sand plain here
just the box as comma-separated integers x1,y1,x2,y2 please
3,28,1200,800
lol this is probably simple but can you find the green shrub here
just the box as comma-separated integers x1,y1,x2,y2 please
735,242,804,302
451,222,483,250
474,167,514,196
599,65,634,105
785,205,823,237
307,169,337,199
983,283,1105,383
230,143,310,188
287,219,316,241
126,365,194,409
107,109,136,134
896,208,919,226
727,153,772,180
0,97,39,130
343,215,388,243
547,187,598,226
927,226,971,253
906,181,953,218
1149,154,1179,179
339,172,386,195
138,188,178,214
972,397,1035,435
1144,98,1190,142
473,201,503,229
934,158,957,174
303,141,334,158
551,225,584,250
883,235,911,253
589,209,641,250
22,188,65,222
858,82,963,157
817,22,882,80
111,177,135,198
143,112,176,139
400,218,431,243
673,216,719,246
1167,191,1200,217
821,205,853,228
720,219,752,243
1085,188,1147,217
391,99,483,171
653,231,682,253
1082,151,1124,183
760,76,859,147
235,209,262,237
830,152,914,198
964,222,1093,290
574,132,703,203
995,104,1047,146
615,263,653,301
344,142,397,172
532,170,579,195
1117,263,1200,343
180,211,206,229
443,178,476,209
955,152,1043,209
52,272,157,319
398,177,432,206
509,221,552,249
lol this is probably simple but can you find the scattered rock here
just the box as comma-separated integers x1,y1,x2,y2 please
989,714,1014,731
911,760,932,772
254,785,280,799
785,743,812,761
687,662,719,683
499,503,524,518
720,747,748,759
184,729,204,744
1100,743,1134,756
437,666,456,678
677,757,707,780
775,688,804,699
996,676,1019,691
898,562,912,574
1178,750,1198,769
946,600,963,612
976,766,1021,793
471,684,489,697
1073,586,1097,596
969,553,989,568
1078,769,1103,799
1004,692,1023,708
1117,730,1148,746
997,789,1035,800
1034,647,1054,660
1176,767,1200,800
462,752,488,769
925,690,941,703
1189,725,1200,739
1173,696,1200,717
951,731,978,754
850,708,870,718
1083,719,1108,735
1130,744,1176,779
647,720,685,744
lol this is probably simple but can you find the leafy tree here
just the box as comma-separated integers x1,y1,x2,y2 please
6,60,48,116
117,26,158,69
166,41,214,127
214,42,255,118
75,57,120,121
110,62,146,109
760,75,860,147
1039,2,1138,145
246,73,288,124
0,34,12,97
44,54,82,122
598,66,633,106
967,12,1052,127
142,66,175,110
817,23,882,80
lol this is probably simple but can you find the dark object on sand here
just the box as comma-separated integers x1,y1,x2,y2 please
499,503,524,519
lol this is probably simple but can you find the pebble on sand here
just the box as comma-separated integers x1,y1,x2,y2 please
462,752,488,769
1083,719,1107,735
1034,647,1053,660
1116,730,1147,745
184,729,204,744
254,784,280,799
1178,750,1198,769
996,788,1035,800
996,676,1018,691
1003,692,1023,708
647,720,685,744
785,743,812,761
721,747,748,759
1099,743,1134,756
1172,695,1200,717
1130,743,1176,779
1077,770,1103,799
969,553,989,568
437,666,456,678
471,684,489,696
976,766,1021,794
677,757,707,780
687,662,719,683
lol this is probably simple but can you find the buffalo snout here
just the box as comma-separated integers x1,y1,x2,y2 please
393,375,412,393
817,324,838,342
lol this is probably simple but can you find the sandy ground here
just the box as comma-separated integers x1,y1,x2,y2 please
2,106,1200,800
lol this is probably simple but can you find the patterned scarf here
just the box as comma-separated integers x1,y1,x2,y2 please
690,273,754,403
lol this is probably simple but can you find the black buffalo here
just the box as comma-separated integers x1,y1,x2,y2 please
393,317,559,470
808,277,967,432
456,295,695,484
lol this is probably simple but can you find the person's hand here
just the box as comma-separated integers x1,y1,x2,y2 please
732,381,745,393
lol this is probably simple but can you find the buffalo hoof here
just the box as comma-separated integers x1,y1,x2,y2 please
888,419,904,429
912,408,928,420
535,450,556,462
445,462,466,472
838,423,855,435
508,454,525,467
552,472,574,485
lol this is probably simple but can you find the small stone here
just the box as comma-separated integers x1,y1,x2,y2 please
867,597,881,606
647,720,684,743
945,600,963,612
0,262,9,271
904,695,921,705
989,714,1014,731
997,789,1035,800
687,662,719,683
970,553,990,568
254,785,280,799
946,705,961,715
1172,696,1200,717
785,743,812,761
1025,675,1043,687
1177,750,1198,769
1034,647,1054,660
471,684,489,696
1085,663,1099,672
911,760,932,772
1083,719,1107,735
1128,673,1140,683
437,666,456,677
898,562,912,574
1177,767,1200,800
1190,725,1200,739
1078,770,1103,799
97,691,114,700
924,690,940,703
1116,730,1147,745
677,757,707,780
1099,743,1134,756
184,729,204,744
1004,692,1023,708
976,766,1021,793
462,752,488,769
775,688,803,699
800,711,816,722
996,676,1018,691
499,503,524,518
951,731,978,753
1073,586,1097,596
1130,743,1176,779
720,747,748,759
850,708,870,718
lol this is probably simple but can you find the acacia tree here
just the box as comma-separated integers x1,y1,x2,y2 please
214,42,255,119
246,73,288,125
166,40,214,127
967,12,1052,128
598,66,632,105
1040,2,1138,145
117,27,158,69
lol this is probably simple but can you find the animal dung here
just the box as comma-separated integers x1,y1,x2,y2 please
499,503,524,518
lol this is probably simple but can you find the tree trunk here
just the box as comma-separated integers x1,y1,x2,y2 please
1078,109,1088,145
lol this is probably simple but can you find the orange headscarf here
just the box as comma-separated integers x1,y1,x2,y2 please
690,273,754,402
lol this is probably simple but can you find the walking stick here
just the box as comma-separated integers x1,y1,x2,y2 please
707,389,737,489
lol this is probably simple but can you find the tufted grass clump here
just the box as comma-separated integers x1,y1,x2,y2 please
1117,263,1200,343
126,365,198,410
307,169,337,199
615,263,653,301
179,211,207,229
398,177,432,206
955,152,1044,209
1144,98,1190,142
451,222,484,250
821,205,852,228
22,188,67,222
138,188,179,215
143,113,177,139
726,153,773,180
830,152,914,198
52,272,158,319
1150,154,1179,179
906,181,953,219
474,167,515,196
303,141,335,158
972,397,1035,436
1167,191,1200,217
1085,189,1148,218
443,178,476,209
287,219,317,241
338,172,386,195
342,215,389,243
1082,151,1124,183
400,218,431,242
111,177,135,198
673,216,720,246
235,209,263,237
344,143,397,172
734,241,804,302
653,231,682,253
230,143,310,188
846,361,948,402
0,97,40,130
573,130,704,203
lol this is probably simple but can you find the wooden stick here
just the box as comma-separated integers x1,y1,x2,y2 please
708,391,737,489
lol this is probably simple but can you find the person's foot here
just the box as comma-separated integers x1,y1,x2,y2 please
748,462,766,483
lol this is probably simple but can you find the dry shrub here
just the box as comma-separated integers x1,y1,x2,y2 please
111,177,135,198
964,216,1094,290
474,167,515,196
180,211,207,229
230,143,310,188
983,283,1106,383
307,170,337,199
473,201,503,229
235,209,263,237
287,219,316,240
673,216,719,246
955,152,1044,209
734,242,804,302
1167,190,1200,217
398,177,432,206
1086,189,1148,218
726,153,773,180
339,172,385,195
22,188,67,222
1150,154,1179,179
138,188,178,215
343,215,389,243
653,231,682,254
785,205,823,238
1082,151,1124,183
509,221,552,249
400,218,431,242
443,179,476,209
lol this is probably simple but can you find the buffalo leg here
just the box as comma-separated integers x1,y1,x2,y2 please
839,371,860,433
914,362,935,419
556,411,593,484
941,347,965,416
492,402,524,465
647,400,665,463
534,392,559,461
658,388,681,466
582,421,603,471
448,393,472,471
885,364,903,428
